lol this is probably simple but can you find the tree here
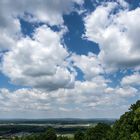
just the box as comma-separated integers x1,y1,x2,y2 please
74,130,84,140
85,123,111,140
43,127,57,140
111,100,140,140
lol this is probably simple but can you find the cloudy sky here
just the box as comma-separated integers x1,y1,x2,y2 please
0,0,140,119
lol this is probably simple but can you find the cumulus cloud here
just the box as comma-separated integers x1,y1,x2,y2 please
0,17,20,51
84,1,140,71
71,53,104,80
1,25,75,90
0,76,138,118
0,0,85,90
105,86,138,97
0,0,84,26
121,73,140,86
0,0,84,51
0,88,51,112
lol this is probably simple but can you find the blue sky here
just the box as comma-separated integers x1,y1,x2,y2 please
0,0,140,118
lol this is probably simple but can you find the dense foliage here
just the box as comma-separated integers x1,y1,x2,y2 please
84,123,111,140
11,100,140,140
111,100,140,140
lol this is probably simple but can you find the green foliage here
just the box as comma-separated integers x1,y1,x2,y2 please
74,130,84,140
12,127,57,140
131,132,140,140
43,127,57,140
111,100,140,140
85,123,111,140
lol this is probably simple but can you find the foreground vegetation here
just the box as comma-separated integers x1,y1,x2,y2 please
3,100,140,140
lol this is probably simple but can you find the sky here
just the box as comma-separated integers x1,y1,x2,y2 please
0,0,140,119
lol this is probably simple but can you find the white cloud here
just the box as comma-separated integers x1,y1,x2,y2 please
0,88,51,112
0,76,138,118
121,73,140,86
115,86,138,97
0,0,84,26
71,53,104,80
0,17,20,51
84,1,140,71
117,0,129,8
0,0,84,51
1,25,75,90
108,86,138,97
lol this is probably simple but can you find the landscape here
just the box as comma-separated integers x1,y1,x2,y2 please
0,118,114,139
0,100,140,139
0,0,140,139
